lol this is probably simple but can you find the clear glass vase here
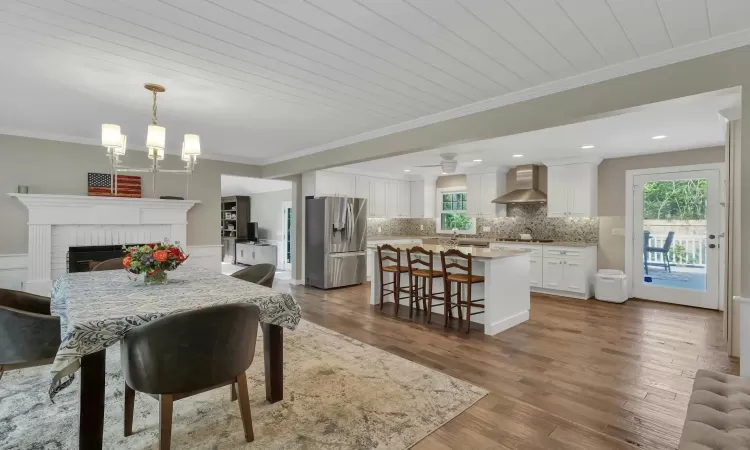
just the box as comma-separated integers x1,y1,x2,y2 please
144,270,168,285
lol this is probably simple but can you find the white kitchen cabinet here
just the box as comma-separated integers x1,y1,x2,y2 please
490,243,597,299
467,172,501,217
356,176,370,200
543,257,565,290
397,181,411,217
545,162,598,217
410,180,424,218
369,178,387,218
466,174,482,216
307,171,356,197
386,180,398,218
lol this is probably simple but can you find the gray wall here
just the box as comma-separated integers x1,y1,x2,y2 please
0,134,261,254
249,189,292,241
596,146,725,271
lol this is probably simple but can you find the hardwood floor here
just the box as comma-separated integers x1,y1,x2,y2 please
276,280,737,449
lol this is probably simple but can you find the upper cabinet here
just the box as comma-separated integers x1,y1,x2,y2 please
397,181,411,218
466,171,507,217
544,160,600,218
369,178,387,218
304,171,356,198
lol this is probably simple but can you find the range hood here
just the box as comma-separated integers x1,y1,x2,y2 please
492,164,547,204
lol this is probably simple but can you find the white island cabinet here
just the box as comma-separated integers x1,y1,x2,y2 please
369,244,531,335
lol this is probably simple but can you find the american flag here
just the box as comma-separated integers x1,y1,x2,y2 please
88,173,142,198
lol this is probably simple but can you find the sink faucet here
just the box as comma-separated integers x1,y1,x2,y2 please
524,227,533,236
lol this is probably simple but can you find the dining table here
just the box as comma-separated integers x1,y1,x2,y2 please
49,266,302,450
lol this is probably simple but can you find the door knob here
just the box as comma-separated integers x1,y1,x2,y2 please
709,234,716,239
708,244,716,249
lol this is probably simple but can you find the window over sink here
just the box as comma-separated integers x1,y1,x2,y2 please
437,188,476,234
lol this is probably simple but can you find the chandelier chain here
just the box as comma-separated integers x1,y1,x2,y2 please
152,90,158,125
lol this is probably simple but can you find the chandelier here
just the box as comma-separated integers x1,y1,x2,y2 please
101,83,201,198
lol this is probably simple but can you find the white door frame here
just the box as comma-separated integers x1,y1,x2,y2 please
625,163,726,308
281,201,292,271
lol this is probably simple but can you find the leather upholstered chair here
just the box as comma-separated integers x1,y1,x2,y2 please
121,303,261,449
231,263,276,288
91,258,125,271
0,289,61,380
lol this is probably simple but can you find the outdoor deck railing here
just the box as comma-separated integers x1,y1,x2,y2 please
646,234,707,267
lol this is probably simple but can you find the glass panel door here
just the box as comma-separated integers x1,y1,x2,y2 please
632,169,720,309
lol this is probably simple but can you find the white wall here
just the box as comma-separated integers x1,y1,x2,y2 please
249,189,292,270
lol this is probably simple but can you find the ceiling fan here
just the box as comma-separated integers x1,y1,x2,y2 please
412,153,459,173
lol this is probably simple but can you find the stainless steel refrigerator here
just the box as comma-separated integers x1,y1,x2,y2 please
305,196,367,289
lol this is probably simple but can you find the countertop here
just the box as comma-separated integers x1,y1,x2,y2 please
370,243,531,260
367,235,597,247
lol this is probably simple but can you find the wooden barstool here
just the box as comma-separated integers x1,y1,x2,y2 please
377,244,411,314
440,249,485,333
405,246,445,323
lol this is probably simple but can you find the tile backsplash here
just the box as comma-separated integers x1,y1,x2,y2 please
367,204,598,243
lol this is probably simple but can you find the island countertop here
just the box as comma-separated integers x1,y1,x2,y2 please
368,243,531,260
367,235,597,247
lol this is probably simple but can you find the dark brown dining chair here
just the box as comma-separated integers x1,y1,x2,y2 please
406,246,445,323
0,289,61,380
91,257,124,271
121,303,260,449
377,245,411,314
231,263,276,288
440,249,485,333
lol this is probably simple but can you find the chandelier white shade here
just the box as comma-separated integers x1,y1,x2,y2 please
101,124,121,148
146,124,166,150
183,134,201,156
113,134,127,156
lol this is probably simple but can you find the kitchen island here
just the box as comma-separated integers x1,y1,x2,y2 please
369,244,531,335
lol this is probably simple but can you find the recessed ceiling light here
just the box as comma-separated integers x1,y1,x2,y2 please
404,169,411,172
441,172,447,175
581,145,595,149
473,159,482,162
652,135,667,140
512,154,523,158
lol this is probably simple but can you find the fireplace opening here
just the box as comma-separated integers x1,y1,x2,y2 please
67,244,145,273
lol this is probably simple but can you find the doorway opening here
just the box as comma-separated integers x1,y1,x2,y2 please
626,164,725,309
220,175,293,281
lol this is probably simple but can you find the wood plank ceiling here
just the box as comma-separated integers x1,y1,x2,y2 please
1,0,749,163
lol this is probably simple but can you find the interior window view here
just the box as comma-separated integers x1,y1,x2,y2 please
2,2,750,449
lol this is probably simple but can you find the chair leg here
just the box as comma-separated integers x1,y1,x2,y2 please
230,383,237,401
427,277,434,324
235,373,255,442
379,269,385,310
394,272,400,315
124,383,135,437
466,283,472,334
444,281,451,328
666,253,671,273
421,278,427,312
159,394,174,450
409,273,419,319
456,283,463,322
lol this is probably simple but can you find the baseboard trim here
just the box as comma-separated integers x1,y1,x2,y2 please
486,310,529,335
532,287,591,300
289,279,305,285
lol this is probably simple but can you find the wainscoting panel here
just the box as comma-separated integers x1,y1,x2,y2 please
0,254,28,290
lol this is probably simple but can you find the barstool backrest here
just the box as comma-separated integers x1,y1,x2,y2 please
440,248,473,276
377,244,401,271
406,246,434,273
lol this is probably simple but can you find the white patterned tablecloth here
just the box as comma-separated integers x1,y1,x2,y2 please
49,266,301,399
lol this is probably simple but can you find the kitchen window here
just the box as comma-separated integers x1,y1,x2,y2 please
437,189,476,234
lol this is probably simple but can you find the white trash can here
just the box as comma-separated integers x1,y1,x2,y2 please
595,269,628,303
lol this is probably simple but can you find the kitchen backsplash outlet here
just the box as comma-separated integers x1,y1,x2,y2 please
367,204,598,243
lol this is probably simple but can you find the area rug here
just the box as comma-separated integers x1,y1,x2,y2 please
0,320,486,449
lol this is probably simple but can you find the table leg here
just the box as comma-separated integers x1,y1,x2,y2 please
263,323,283,403
79,349,106,450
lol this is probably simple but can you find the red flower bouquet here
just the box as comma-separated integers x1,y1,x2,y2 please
122,240,188,285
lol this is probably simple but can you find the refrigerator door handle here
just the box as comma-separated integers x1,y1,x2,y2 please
346,201,353,245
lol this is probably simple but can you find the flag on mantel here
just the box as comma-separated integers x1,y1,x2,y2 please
87,173,142,198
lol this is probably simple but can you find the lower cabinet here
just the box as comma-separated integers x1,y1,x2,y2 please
236,244,278,266
491,243,596,299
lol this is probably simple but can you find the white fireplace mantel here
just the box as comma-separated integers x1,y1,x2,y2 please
8,193,200,295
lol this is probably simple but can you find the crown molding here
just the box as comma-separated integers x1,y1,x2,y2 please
542,156,603,166
262,29,750,165
719,107,743,121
